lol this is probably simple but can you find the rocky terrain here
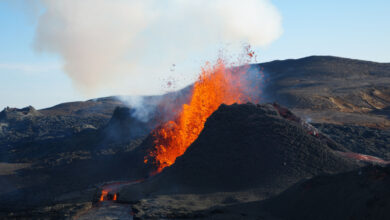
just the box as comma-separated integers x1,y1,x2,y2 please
261,56,390,127
0,89,191,219
264,165,390,220
118,103,364,219
174,165,390,220
0,56,389,219
0,98,123,148
314,123,390,160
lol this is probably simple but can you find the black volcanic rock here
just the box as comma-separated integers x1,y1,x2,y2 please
120,103,361,201
104,107,153,141
0,106,153,215
264,165,390,220
39,96,126,117
314,123,390,160
0,106,41,120
0,97,131,146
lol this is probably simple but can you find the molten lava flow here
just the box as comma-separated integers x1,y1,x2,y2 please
99,179,144,202
100,190,108,201
146,57,262,173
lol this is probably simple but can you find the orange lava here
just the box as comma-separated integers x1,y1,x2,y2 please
146,55,261,173
100,190,108,201
113,193,117,201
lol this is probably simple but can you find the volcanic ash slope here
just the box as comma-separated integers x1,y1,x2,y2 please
120,103,361,202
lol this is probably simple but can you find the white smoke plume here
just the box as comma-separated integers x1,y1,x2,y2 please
33,0,282,95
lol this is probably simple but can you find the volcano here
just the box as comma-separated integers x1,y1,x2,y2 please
119,103,362,218
1,56,390,219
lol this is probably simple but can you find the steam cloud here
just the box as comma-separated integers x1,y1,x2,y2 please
33,0,282,94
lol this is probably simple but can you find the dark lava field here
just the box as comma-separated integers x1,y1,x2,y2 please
1,56,390,219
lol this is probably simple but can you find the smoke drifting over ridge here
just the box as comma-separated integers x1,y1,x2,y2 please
33,0,282,94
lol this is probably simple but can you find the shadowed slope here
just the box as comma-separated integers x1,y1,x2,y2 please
120,103,360,203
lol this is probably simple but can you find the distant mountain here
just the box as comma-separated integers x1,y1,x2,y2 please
0,97,126,145
260,56,390,127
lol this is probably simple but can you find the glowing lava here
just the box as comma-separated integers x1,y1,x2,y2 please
100,190,108,202
99,179,144,202
146,52,263,173
113,193,117,201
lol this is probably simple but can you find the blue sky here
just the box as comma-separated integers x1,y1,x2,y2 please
264,1,389,62
0,0,389,109
0,2,76,109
